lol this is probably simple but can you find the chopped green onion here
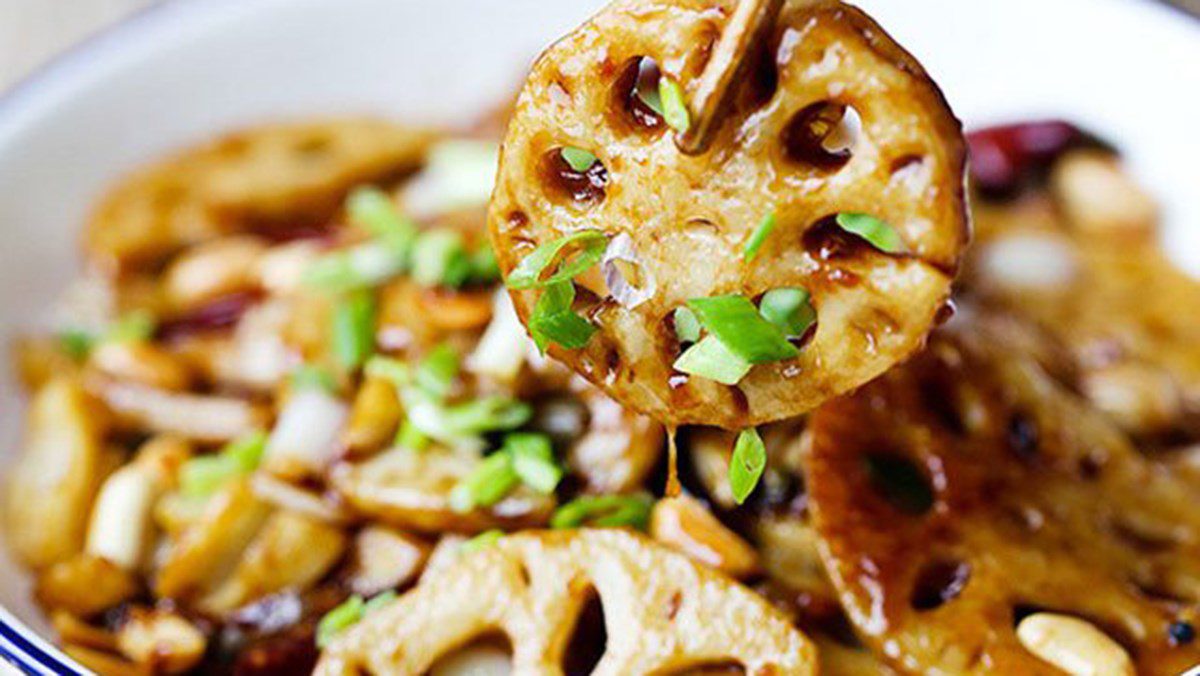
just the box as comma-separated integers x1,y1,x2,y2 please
505,230,608,290
673,336,753,385
178,432,267,498
304,241,408,292
106,310,156,343
672,306,702,344
365,356,411,388
560,147,598,173
291,365,338,393
461,529,504,554
415,343,459,399
469,245,501,284
332,290,377,370
687,296,798,363
316,595,364,648
347,187,417,240
395,418,428,451
759,288,816,339
222,431,269,472
743,212,777,262
505,433,562,494
441,396,532,435
835,213,905,254
658,77,690,134
411,229,473,288
58,329,95,361
551,494,654,530
361,590,396,615
729,428,766,505
449,452,520,513
314,591,393,649
529,281,596,353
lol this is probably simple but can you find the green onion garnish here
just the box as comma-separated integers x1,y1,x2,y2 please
315,591,395,648
729,427,766,505
505,433,562,494
107,310,156,343
59,329,95,361
449,452,520,513
551,494,654,530
560,147,598,173
835,213,905,254
291,364,338,393
347,187,417,240
332,290,377,370
658,77,691,134
304,241,408,292
395,418,429,451
179,431,268,499
673,335,753,385
470,245,501,284
411,229,473,288
440,396,532,435
505,230,608,290
364,356,411,388
528,281,597,354
673,306,702,345
461,529,504,554
759,288,816,339
687,295,799,363
415,343,459,399
743,212,777,262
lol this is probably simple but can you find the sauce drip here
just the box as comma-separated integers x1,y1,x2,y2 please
665,425,682,498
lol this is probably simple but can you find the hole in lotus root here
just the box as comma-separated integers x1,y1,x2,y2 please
543,149,609,204
428,633,514,676
292,134,332,159
563,587,607,676
782,101,860,170
612,56,665,132
910,559,972,611
864,453,934,516
675,661,747,675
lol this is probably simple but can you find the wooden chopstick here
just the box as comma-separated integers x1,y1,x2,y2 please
675,0,784,155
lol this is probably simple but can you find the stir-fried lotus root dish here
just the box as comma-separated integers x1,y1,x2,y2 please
3,1,1199,675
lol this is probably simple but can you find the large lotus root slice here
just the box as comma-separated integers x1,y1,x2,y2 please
86,119,434,273
805,319,1200,674
490,0,967,427
315,529,816,675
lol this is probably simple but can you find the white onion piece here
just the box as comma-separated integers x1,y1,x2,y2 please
978,232,1079,291
97,381,261,443
465,291,531,383
213,300,294,391
405,398,486,454
250,473,348,523
602,232,656,308
264,388,348,479
402,140,498,219
85,464,159,570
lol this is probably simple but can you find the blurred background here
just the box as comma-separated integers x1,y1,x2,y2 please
1,0,1197,92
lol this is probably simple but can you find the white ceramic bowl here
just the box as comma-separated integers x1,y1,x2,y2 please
0,0,1196,671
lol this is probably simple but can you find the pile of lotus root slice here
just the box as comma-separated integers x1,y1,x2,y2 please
5,0,1200,674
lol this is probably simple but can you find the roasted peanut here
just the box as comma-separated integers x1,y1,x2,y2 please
342,377,403,457
1051,151,1157,238
89,341,192,391
164,235,267,309
116,608,206,674
650,494,760,579
1015,612,1134,676
347,526,430,596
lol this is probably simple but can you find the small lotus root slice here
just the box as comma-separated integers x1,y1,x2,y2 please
805,318,1200,674
489,0,967,428
315,529,816,675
